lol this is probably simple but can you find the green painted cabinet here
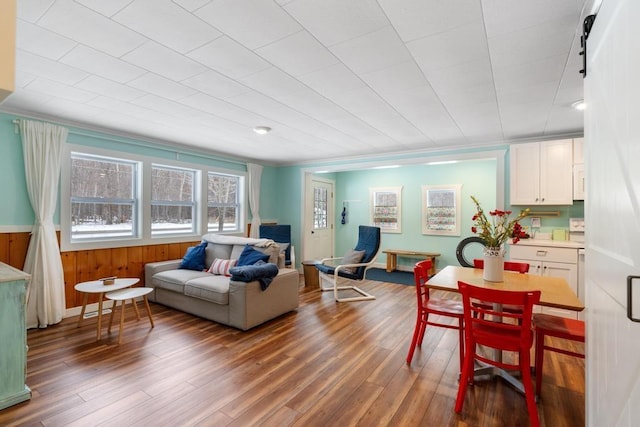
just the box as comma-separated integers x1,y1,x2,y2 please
0,262,30,410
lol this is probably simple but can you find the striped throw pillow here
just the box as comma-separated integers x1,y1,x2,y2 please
208,258,237,276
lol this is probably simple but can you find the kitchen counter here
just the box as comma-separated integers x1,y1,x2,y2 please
509,239,584,249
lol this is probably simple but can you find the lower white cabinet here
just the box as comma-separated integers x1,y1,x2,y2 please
509,244,580,319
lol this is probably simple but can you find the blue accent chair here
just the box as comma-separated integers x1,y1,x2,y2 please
315,225,381,302
259,224,294,268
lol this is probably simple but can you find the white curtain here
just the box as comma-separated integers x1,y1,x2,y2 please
20,120,68,328
247,163,263,238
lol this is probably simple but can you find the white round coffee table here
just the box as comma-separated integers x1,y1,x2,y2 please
106,287,154,344
75,278,139,340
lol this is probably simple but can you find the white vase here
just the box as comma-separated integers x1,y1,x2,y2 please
483,247,504,282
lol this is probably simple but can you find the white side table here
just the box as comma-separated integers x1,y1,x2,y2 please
74,278,139,340
106,287,154,345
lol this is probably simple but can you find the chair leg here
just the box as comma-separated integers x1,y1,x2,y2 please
406,317,423,364
520,350,540,427
457,319,465,371
332,275,375,302
417,314,427,346
535,331,546,397
455,340,474,413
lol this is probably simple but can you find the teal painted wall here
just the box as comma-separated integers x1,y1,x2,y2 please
332,160,498,269
0,115,33,226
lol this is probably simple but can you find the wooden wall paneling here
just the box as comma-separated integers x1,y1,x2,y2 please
9,232,30,270
126,246,144,284
0,233,10,264
110,247,129,279
61,251,77,308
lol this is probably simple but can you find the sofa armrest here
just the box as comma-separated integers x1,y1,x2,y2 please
228,268,299,330
144,259,182,288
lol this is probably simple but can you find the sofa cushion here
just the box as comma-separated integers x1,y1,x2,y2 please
152,269,210,294
179,241,208,271
184,275,230,305
205,243,233,268
236,245,270,266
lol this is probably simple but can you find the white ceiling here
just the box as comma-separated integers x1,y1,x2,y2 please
1,0,592,165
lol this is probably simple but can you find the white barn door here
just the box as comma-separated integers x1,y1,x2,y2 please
585,0,640,425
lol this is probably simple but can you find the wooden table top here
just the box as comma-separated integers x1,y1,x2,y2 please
427,265,584,312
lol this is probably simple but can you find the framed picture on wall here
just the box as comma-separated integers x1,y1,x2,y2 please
422,184,462,236
370,186,402,233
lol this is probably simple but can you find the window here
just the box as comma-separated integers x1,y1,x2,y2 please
313,186,328,229
70,153,140,241
151,165,197,236
370,187,402,233
208,172,241,232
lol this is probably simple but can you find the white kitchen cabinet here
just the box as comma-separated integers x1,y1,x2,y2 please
509,244,580,319
510,139,573,205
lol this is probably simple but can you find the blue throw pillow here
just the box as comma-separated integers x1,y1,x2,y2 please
179,241,208,271
237,245,270,266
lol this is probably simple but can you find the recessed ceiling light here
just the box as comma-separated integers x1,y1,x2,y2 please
571,100,586,111
372,165,400,169
253,126,271,135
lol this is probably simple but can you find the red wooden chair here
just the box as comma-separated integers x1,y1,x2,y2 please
406,260,465,370
473,258,530,273
533,313,585,397
455,281,541,427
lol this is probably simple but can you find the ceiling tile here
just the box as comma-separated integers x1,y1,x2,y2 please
24,78,98,103
195,0,302,49
16,50,89,85
74,75,146,102
122,41,208,81
74,0,134,17
126,73,197,100
181,92,265,126
181,70,251,99
255,31,339,77
379,0,483,42
360,61,430,97
299,64,366,98
284,0,389,46
113,0,222,53
239,67,310,99
16,0,55,23
37,0,146,57
331,26,413,74
171,0,212,12
187,36,271,79
408,19,490,72
16,19,77,60
59,45,147,83
492,54,568,92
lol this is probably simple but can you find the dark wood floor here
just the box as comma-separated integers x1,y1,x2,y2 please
0,278,585,426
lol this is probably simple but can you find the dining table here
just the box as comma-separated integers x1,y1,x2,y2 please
426,265,585,394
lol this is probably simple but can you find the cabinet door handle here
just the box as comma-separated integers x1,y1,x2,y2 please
536,250,547,256
628,276,640,322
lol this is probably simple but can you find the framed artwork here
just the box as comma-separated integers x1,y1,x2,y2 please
370,186,402,233
422,184,462,236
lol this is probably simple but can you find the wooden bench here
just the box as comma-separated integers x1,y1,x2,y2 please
382,249,441,276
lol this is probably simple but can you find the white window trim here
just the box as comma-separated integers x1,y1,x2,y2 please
60,144,247,252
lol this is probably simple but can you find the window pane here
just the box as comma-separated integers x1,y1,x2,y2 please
313,187,327,229
70,154,137,241
71,203,134,239
71,157,134,199
151,165,196,235
152,166,194,202
208,173,240,232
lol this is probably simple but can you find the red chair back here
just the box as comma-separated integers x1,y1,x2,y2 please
473,259,530,274
413,259,433,308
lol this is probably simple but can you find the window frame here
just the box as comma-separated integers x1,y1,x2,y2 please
150,163,199,237
207,171,243,233
60,144,247,252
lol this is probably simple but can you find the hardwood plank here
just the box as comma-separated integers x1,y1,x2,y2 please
0,281,585,426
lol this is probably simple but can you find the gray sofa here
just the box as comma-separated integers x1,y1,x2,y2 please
144,234,299,330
